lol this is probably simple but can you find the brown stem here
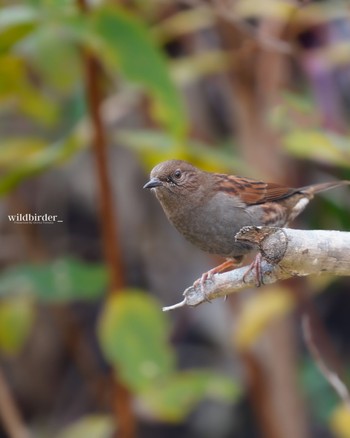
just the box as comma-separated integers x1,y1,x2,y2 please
52,306,111,408
242,352,281,438
83,54,125,291
0,367,31,438
216,13,308,436
78,1,136,436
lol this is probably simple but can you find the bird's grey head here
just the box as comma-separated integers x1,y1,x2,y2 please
143,160,200,196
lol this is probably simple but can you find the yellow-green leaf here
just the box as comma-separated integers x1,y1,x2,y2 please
98,291,175,392
330,404,350,438
0,138,47,168
0,54,58,124
283,130,350,167
0,296,35,355
0,5,38,51
0,133,84,195
55,415,115,438
22,26,83,93
0,5,38,29
139,370,240,422
235,286,293,349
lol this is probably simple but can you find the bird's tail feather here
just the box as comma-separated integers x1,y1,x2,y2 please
300,180,350,196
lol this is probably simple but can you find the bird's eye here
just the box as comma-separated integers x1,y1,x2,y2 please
174,169,182,179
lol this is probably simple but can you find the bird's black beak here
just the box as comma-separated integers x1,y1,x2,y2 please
143,177,163,189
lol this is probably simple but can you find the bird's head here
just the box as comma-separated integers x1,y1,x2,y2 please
143,160,201,197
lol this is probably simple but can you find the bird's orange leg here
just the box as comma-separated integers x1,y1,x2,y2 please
194,257,243,300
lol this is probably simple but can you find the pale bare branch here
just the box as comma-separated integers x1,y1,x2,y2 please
163,227,350,311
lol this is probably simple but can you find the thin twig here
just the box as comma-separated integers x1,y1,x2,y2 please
302,315,350,408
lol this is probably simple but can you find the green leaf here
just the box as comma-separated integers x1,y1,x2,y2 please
0,138,47,167
98,291,175,392
20,26,83,93
92,7,187,139
139,370,240,422
55,414,115,438
0,5,39,31
0,23,36,53
0,5,39,52
0,296,35,355
0,257,107,302
0,54,58,124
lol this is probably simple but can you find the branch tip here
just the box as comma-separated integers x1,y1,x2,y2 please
162,299,187,312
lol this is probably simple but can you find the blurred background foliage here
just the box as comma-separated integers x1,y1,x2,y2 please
1,0,350,437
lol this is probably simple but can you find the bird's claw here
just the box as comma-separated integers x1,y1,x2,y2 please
194,259,243,302
193,270,214,302
242,253,264,287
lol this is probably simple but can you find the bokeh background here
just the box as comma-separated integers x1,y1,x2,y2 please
1,0,350,437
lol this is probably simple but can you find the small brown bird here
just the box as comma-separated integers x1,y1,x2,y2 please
144,159,348,286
